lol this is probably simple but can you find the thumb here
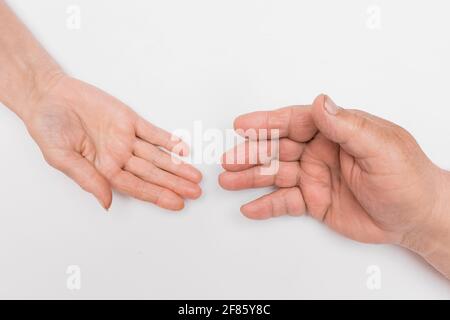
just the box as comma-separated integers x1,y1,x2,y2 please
311,94,385,159
46,151,112,210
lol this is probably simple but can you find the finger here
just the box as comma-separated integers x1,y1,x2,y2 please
241,187,306,220
124,156,201,199
111,170,185,211
311,94,386,159
222,138,305,172
46,151,112,210
134,139,202,183
135,118,189,156
219,161,300,190
234,106,317,142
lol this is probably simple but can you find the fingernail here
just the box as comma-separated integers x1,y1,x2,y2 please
324,95,339,115
98,199,110,212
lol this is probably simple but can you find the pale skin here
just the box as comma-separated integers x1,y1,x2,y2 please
1,1,449,279
220,94,450,279
0,1,202,210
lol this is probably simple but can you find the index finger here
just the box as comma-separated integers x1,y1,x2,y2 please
233,105,317,142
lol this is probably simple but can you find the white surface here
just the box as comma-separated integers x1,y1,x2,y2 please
0,0,450,299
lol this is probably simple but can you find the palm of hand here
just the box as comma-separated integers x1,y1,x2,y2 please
25,76,201,210
295,133,403,243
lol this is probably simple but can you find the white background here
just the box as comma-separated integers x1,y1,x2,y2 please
0,0,449,299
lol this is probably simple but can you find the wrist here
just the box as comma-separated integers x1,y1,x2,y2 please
0,0,65,122
400,167,450,278
8,62,65,123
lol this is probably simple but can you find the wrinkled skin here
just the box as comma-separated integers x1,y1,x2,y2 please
220,95,449,248
24,75,202,210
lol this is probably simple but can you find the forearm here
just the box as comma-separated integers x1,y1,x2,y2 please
0,0,62,120
401,168,450,279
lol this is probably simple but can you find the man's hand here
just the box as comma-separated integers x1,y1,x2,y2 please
220,95,450,278
23,75,202,210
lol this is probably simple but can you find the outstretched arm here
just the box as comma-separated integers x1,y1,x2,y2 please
0,1,202,210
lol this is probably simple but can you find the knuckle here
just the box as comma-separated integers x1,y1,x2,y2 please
389,125,418,150
155,189,171,206
286,189,305,216
135,181,149,200
337,112,370,145
274,162,300,187
388,125,422,164
351,114,369,134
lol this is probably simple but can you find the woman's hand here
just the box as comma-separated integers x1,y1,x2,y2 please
220,95,450,278
0,1,201,211
24,75,202,210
